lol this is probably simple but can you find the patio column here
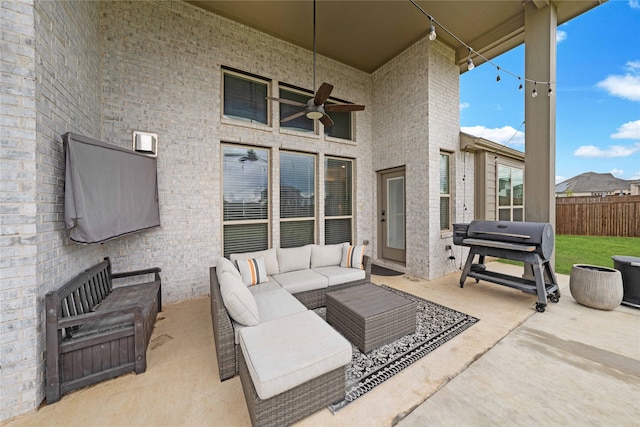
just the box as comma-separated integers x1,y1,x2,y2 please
524,2,557,228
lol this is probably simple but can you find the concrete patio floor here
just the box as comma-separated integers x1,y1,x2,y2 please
5,262,639,427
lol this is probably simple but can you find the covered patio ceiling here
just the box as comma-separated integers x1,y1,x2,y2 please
187,0,603,74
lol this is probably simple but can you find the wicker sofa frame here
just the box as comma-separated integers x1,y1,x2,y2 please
209,255,370,382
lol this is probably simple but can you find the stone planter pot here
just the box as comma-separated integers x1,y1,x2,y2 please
569,264,623,310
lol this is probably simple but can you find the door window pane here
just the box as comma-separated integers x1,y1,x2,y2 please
387,177,405,249
440,152,451,231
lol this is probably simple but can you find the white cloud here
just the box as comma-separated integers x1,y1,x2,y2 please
555,175,566,184
611,120,640,140
556,30,567,43
596,61,640,101
460,102,470,111
610,168,624,177
631,171,640,180
460,125,525,147
574,143,640,158
630,0,640,10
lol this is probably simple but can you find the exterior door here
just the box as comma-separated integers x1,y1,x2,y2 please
378,168,406,263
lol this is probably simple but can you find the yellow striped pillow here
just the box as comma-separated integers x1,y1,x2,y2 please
237,256,269,286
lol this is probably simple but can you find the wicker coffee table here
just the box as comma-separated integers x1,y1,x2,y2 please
326,283,417,353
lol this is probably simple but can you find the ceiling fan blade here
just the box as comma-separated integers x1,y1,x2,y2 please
324,104,366,112
266,96,306,107
281,111,307,123
314,82,334,105
319,114,334,127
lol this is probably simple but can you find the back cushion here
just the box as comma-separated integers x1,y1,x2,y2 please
310,243,346,268
231,248,278,276
216,256,242,280
277,245,312,273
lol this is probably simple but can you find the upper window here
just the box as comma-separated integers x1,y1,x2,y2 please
439,152,451,231
222,68,269,125
279,87,314,133
324,101,353,141
222,145,270,257
325,157,353,244
498,165,524,221
280,152,316,248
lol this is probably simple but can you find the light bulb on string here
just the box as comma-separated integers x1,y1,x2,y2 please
467,48,474,70
428,16,437,41
518,77,523,90
532,82,538,98
496,67,501,82
548,84,553,97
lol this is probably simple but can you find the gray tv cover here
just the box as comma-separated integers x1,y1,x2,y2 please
64,132,160,244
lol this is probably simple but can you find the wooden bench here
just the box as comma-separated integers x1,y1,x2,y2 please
45,257,162,403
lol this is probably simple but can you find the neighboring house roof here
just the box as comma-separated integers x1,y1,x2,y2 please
555,172,632,194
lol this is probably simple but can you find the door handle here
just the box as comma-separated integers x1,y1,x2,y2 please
381,219,385,222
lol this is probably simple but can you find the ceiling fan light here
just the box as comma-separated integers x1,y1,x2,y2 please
306,111,324,120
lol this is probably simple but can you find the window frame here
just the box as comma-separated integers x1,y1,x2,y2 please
497,164,525,222
280,151,317,248
439,151,452,232
221,143,271,257
221,67,271,126
324,156,354,245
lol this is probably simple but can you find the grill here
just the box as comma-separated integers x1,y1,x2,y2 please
454,220,560,312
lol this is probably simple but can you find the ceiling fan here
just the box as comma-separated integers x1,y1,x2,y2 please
266,0,365,127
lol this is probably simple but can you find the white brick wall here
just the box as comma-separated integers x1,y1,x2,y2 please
1,0,467,421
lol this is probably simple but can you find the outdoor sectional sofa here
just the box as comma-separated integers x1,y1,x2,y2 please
209,243,371,427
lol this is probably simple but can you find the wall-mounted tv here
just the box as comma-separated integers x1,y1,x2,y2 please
63,132,160,244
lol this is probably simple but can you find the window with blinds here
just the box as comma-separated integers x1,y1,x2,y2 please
280,152,316,248
279,87,315,133
498,165,524,221
325,157,353,244
223,69,269,125
324,102,352,140
222,145,269,257
440,152,451,231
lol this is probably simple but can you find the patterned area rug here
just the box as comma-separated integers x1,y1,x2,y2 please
315,285,479,413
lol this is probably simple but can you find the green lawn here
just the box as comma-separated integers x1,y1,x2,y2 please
498,235,640,275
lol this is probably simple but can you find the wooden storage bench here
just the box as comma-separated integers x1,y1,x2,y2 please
45,257,161,403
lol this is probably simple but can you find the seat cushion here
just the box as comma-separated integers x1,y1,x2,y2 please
233,288,307,344
271,269,328,294
313,265,366,286
238,311,352,400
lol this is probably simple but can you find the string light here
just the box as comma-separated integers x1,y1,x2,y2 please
428,16,437,41
410,0,554,97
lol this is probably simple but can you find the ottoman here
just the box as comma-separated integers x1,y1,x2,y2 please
238,310,351,427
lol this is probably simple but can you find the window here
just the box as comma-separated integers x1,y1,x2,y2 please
279,87,314,133
222,145,269,257
324,101,353,140
497,165,524,221
325,157,353,244
280,152,316,248
222,68,269,125
439,152,451,231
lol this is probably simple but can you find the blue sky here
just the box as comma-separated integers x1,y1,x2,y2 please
460,0,640,183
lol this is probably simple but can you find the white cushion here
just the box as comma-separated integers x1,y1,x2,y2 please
277,245,312,273
216,256,242,279
231,248,279,276
218,270,260,326
271,269,328,294
341,244,365,269
313,266,366,286
239,311,352,399
310,243,347,268
236,256,269,286
233,288,307,344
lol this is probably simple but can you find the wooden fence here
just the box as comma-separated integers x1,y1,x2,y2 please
555,195,640,237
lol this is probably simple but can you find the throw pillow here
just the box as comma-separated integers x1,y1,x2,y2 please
219,270,260,326
236,256,269,286
230,248,279,276
341,244,365,269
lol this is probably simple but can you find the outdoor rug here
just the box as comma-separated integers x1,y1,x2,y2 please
315,285,479,413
